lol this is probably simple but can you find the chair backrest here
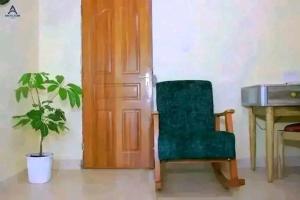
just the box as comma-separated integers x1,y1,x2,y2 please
156,80,215,137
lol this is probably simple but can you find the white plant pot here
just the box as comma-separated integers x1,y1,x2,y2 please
26,153,53,184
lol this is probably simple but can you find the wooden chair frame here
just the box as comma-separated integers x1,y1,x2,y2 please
153,109,245,190
277,130,300,178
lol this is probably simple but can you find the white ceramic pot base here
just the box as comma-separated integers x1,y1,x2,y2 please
26,153,53,184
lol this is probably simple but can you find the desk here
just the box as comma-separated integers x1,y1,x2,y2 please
248,106,300,182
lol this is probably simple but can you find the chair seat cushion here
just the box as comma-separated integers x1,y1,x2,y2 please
284,123,300,132
158,131,236,161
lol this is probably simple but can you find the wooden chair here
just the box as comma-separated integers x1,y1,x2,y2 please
153,80,245,190
277,123,300,178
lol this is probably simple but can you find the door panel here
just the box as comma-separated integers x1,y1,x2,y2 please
82,0,153,168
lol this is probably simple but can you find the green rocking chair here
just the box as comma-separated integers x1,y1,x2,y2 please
153,80,245,190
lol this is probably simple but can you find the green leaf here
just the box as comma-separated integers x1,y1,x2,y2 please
48,84,58,92
36,85,46,90
44,105,54,111
48,121,59,133
74,92,81,107
18,73,31,85
58,123,64,131
13,118,31,128
15,88,21,102
56,75,64,84
14,120,24,128
35,74,44,85
33,74,46,90
67,84,82,95
40,123,49,137
67,90,76,108
45,80,59,85
58,122,69,131
48,113,61,121
55,109,66,121
69,88,81,108
41,72,50,80
21,87,29,98
59,88,67,100
31,119,43,130
12,115,26,119
27,110,43,120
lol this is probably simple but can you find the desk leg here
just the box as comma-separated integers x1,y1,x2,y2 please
266,107,274,182
273,124,278,179
249,108,256,171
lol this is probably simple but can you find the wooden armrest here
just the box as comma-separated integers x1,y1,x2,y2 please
214,109,235,133
152,111,159,115
215,109,235,117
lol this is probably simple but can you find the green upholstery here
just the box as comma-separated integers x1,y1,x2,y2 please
156,80,236,161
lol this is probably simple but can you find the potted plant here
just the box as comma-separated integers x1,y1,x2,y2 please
12,72,82,183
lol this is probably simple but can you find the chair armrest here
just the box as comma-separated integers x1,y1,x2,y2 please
152,111,159,115
214,109,235,133
214,109,235,117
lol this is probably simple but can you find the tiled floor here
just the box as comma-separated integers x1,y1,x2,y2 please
1,163,300,200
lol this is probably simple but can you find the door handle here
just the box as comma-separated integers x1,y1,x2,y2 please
139,73,152,100
139,73,150,87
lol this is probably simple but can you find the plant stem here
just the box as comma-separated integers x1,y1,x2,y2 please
39,136,44,156
35,88,42,107
29,89,36,105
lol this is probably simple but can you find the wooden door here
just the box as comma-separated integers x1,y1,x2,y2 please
82,0,153,168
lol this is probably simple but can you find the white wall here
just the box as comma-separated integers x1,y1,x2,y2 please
0,0,39,181
153,0,300,165
38,0,82,162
